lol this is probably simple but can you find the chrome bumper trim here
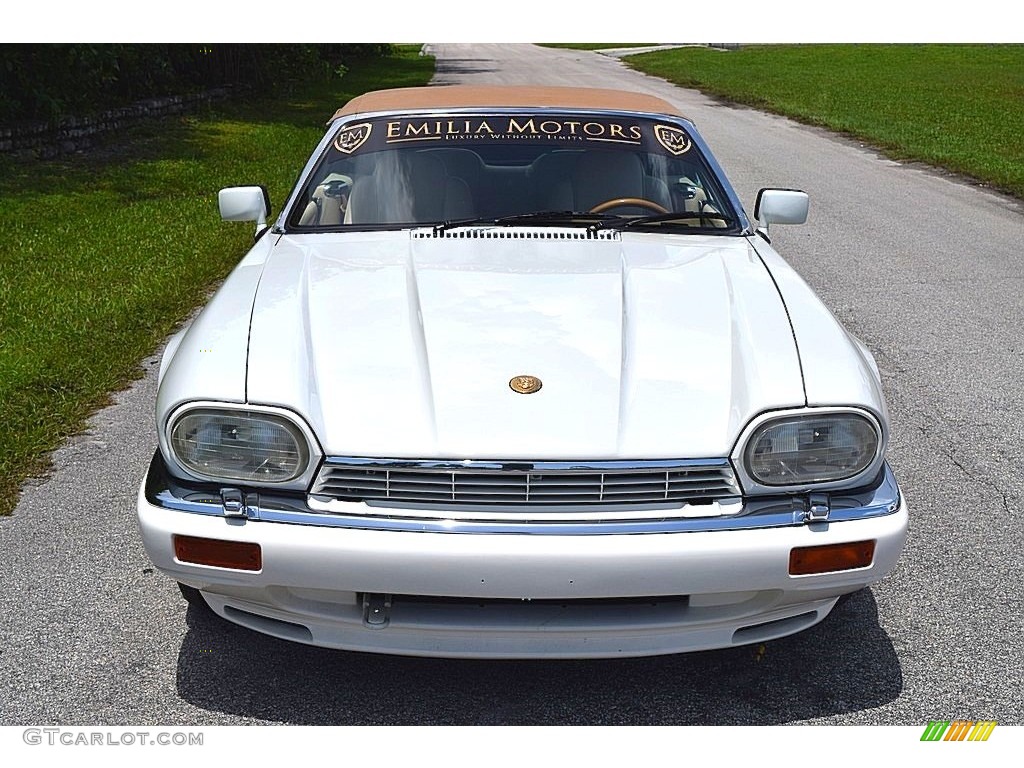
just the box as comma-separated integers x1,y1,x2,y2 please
143,452,902,535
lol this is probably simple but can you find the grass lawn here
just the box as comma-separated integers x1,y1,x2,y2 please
625,44,1024,198
0,46,434,515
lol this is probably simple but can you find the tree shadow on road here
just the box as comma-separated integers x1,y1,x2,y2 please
174,589,902,725
430,58,500,85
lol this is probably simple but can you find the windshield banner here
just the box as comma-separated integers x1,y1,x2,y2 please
332,114,693,156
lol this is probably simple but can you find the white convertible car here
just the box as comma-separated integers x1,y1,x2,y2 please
137,85,908,658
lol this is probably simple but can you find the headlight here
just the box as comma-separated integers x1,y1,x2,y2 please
168,408,310,484
743,413,880,487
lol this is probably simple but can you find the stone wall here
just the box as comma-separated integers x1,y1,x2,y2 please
0,89,230,159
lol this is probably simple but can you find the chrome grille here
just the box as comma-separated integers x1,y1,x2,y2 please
310,458,740,507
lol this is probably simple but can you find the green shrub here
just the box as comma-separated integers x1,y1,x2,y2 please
0,44,396,122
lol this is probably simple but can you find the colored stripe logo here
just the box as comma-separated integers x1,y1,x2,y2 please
921,721,997,741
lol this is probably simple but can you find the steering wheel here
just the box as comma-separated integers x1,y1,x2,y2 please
321,177,352,198
589,197,669,215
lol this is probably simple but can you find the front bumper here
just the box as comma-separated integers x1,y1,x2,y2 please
137,454,908,658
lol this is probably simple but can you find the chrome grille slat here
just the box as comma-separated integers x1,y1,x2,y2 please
311,459,740,508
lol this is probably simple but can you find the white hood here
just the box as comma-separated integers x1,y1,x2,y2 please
245,230,805,459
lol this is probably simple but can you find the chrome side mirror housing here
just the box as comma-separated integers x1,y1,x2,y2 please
754,188,809,236
219,186,271,234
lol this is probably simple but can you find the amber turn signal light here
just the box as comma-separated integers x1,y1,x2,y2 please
173,535,262,571
789,540,875,575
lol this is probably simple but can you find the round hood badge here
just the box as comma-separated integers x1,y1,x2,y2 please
509,375,542,394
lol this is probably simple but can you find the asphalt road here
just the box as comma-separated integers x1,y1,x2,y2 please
1,43,1022,726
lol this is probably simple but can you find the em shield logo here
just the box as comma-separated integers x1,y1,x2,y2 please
920,720,997,741
333,123,372,154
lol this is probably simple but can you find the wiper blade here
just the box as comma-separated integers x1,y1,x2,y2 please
590,211,737,231
432,211,618,234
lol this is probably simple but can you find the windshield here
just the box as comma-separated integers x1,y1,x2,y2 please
287,112,738,232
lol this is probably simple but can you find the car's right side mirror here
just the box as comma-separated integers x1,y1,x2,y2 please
754,188,809,236
219,185,271,235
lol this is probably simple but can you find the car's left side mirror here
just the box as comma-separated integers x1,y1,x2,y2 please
219,186,271,235
754,188,809,237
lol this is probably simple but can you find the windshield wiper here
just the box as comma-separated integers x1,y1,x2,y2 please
589,211,737,232
432,210,618,235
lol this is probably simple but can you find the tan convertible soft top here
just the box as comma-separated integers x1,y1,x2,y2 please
331,85,686,122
